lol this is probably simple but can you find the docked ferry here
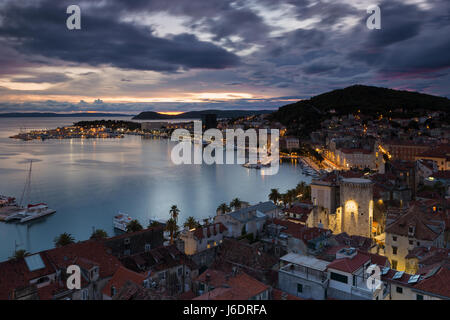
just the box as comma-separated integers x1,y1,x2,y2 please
113,212,133,232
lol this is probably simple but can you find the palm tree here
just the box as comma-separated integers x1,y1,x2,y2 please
9,249,30,260
166,218,179,244
184,216,199,229
169,205,180,223
269,188,281,204
217,203,231,215
126,219,143,233
230,198,242,211
295,182,311,200
90,229,108,240
287,189,297,207
281,193,289,209
54,233,75,247
295,182,306,194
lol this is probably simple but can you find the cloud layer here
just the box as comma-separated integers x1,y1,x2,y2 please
0,0,448,112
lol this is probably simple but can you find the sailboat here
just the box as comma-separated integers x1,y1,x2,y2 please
5,160,56,223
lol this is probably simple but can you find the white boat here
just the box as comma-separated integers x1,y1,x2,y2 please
113,212,133,232
18,203,56,223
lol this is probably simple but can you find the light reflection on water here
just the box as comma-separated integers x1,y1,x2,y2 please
0,117,310,261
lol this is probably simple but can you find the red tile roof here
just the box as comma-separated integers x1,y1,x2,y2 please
385,205,444,241
272,218,330,244
195,269,269,300
102,266,147,298
413,266,450,298
45,240,122,279
193,223,227,240
0,253,55,300
327,253,370,274
272,288,304,300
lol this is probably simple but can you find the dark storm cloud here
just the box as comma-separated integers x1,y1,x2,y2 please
0,0,240,72
1,0,450,111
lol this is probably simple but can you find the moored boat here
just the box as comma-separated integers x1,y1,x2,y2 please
113,212,133,232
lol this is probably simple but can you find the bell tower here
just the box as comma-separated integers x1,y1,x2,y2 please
339,178,373,238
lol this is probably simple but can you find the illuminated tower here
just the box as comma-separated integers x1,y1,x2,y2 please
339,178,373,238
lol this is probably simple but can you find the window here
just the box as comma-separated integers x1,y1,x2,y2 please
178,267,183,276
297,283,303,293
330,272,348,284
416,294,423,300
353,275,357,286
392,236,397,241
392,260,398,269
396,286,403,294
124,238,130,245
145,243,151,252
392,247,398,255
417,242,421,246
409,240,413,245
124,249,131,256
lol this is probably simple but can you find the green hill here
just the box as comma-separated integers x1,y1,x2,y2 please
133,109,273,120
272,85,450,136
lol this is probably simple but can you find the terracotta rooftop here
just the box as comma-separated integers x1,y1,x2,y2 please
327,253,370,274
195,269,269,300
413,266,450,298
385,205,444,241
102,266,147,298
193,223,227,240
273,218,330,244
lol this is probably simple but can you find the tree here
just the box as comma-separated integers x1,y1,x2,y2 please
184,216,200,229
9,249,30,260
166,218,179,244
90,229,108,240
269,188,281,204
126,219,143,233
287,189,297,207
169,205,180,223
148,220,160,228
54,233,75,247
230,198,242,211
295,182,311,201
217,203,231,215
281,193,289,209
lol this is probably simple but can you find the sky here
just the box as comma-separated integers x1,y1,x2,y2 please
0,0,449,114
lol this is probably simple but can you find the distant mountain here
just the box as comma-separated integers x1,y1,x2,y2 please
133,109,274,120
0,112,134,118
272,85,450,136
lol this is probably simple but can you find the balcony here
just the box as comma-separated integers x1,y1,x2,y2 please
280,263,328,286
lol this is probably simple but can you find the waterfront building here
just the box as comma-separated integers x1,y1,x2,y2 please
214,201,279,237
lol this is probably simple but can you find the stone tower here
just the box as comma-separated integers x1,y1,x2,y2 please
339,178,373,238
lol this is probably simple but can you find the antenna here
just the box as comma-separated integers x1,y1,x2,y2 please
19,160,33,206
